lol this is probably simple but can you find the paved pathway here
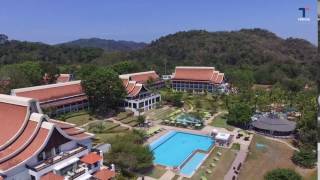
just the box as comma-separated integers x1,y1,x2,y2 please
159,170,176,180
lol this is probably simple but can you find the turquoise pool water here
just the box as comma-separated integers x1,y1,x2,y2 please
180,152,207,176
150,131,214,167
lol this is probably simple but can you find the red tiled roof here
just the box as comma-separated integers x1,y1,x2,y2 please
0,102,28,147
130,71,159,83
50,119,93,140
41,172,64,180
80,152,102,164
0,121,38,161
0,127,50,171
12,81,84,102
125,81,136,93
172,66,224,84
0,94,94,172
41,95,87,108
94,169,116,180
128,84,142,97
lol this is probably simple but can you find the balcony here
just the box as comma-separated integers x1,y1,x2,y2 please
27,145,87,172
65,165,88,180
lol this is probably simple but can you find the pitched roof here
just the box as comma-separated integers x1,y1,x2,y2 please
80,152,102,165
11,81,84,103
119,71,159,84
94,169,116,180
0,94,93,173
41,172,64,180
172,66,224,84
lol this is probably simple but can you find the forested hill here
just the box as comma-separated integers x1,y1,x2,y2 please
125,29,317,72
0,29,318,87
119,29,318,86
58,38,147,52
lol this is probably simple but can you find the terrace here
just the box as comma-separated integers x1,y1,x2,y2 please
28,144,89,173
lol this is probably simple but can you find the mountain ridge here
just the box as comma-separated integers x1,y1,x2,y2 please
58,38,147,52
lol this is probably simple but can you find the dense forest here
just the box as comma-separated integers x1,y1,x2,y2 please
58,38,147,52
0,28,319,92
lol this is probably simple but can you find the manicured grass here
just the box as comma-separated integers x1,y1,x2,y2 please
231,143,241,151
115,111,133,120
238,135,316,180
188,147,237,180
209,113,234,131
121,117,137,124
107,126,129,133
94,132,127,144
65,113,94,126
144,165,167,179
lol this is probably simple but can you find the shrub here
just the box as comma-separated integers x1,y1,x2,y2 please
264,168,302,180
291,149,316,168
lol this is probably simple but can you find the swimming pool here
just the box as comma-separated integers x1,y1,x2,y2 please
180,152,207,176
150,131,214,170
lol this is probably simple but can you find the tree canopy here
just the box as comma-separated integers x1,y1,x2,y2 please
81,67,126,114
227,102,253,127
104,130,154,173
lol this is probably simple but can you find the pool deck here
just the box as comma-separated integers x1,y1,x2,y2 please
143,115,254,180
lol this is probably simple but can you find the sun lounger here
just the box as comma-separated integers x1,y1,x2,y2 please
206,169,212,174
201,176,208,180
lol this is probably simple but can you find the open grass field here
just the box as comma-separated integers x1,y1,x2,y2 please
187,147,237,180
94,132,127,144
238,135,316,180
64,112,95,126
209,113,234,131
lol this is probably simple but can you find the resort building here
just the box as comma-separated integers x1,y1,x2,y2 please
120,72,162,115
171,66,225,93
119,71,165,89
0,94,112,180
251,113,296,137
56,74,75,83
11,81,88,116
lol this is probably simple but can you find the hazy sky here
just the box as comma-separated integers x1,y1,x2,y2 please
0,0,317,45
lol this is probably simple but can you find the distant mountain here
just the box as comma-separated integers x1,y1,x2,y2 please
58,38,147,52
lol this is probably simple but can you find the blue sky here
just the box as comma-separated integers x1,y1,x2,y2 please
0,0,317,45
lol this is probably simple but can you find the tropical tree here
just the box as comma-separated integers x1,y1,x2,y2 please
227,102,252,127
104,131,154,174
82,67,126,114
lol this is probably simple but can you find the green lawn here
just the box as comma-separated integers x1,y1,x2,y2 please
94,132,127,144
64,112,95,126
188,147,237,180
209,113,234,131
231,143,241,151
